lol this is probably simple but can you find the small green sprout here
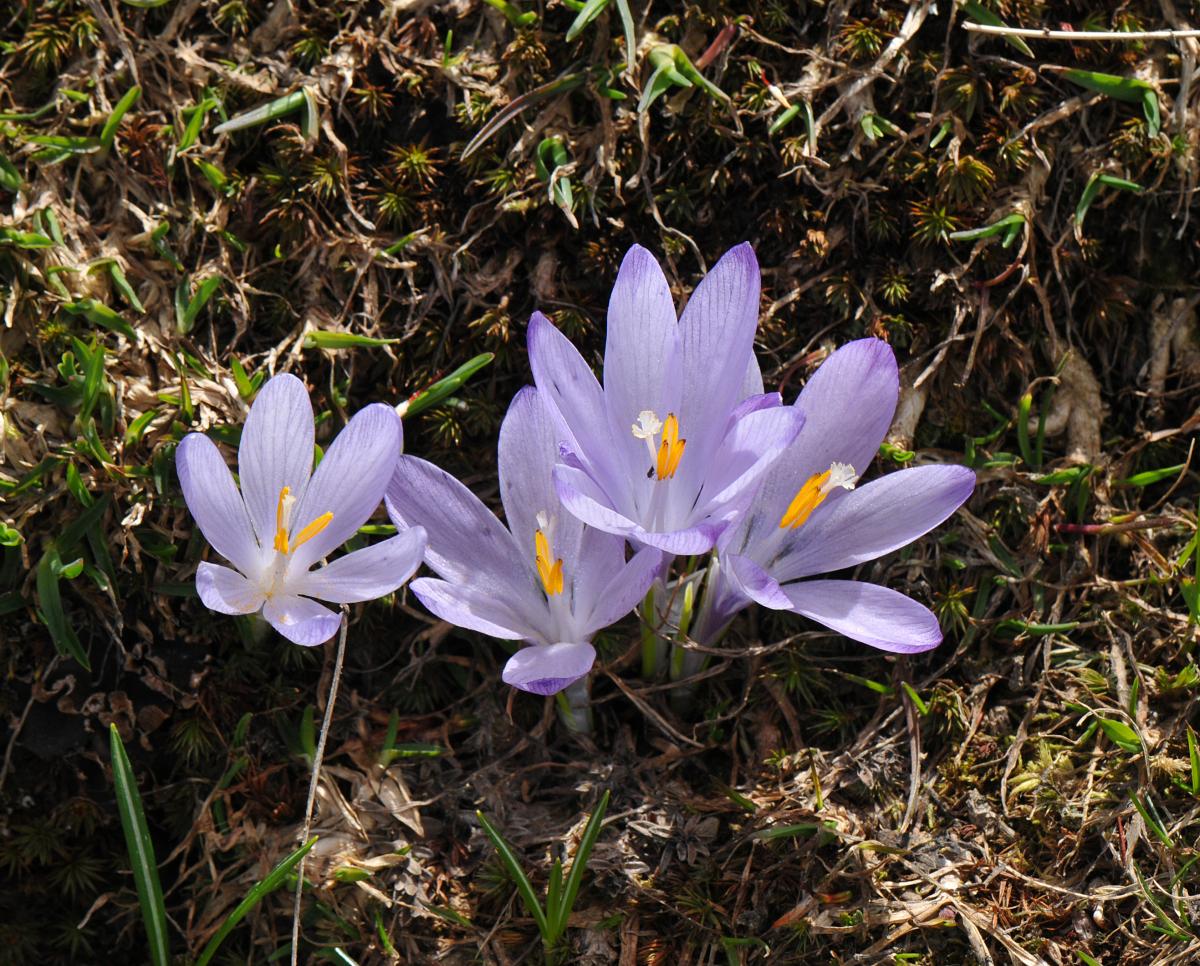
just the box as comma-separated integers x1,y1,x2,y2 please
639,45,730,115
476,790,611,963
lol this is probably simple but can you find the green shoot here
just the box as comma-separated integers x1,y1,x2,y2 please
99,85,141,158
482,0,537,27
400,352,495,418
476,790,611,962
110,724,170,965
194,837,318,966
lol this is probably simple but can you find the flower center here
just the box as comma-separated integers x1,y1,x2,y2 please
534,518,564,597
631,409,686,481
779,462,857,530
272,485,333,556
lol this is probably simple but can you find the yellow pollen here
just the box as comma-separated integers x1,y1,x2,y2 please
780,470,832,530
535,529,564,596
272,485,333,554
655,413,686,480
779,462,857,530
273,486,292,553
292,512,334,550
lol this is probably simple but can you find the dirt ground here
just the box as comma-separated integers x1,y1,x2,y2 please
2,0,1200,962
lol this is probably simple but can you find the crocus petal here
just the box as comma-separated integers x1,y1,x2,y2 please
288,404,401,571
410,577,531,640
794,338,899,471
724,554,790,610
289,528,426,604
676,243,761,473
262,594,342,646
774,465,976,582
387,456,530,601
741,356,765,400
553,463,643,539
702,405,806,510
603,245,682,460
782,579,942,654
195,562,265,615
583,545,663,633
731,338,899,552
237,374,315,548
498,386,584,575
176,432,262,575
630,521,724,555
502,641,596,695
527,314,621,494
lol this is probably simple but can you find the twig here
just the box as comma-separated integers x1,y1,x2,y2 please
290,609,349,966
963,20,1200,41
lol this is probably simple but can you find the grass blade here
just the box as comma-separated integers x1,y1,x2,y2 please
195,837,318,966
36,548,90,669
565,0,609,42
110,723,170,965
462,70,587,159
475,810,549,938
401,352,494,417
303,331,401,350
213,90,308,135
553,789,610,940
100,85,141,157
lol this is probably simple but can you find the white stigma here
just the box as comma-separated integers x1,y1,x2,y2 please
822,462,858,494
535,510,551,531
631,410,663,439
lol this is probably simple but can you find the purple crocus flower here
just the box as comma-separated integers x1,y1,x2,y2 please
694,338,976,653
385,386,662,695
528,243,805,555
176,374,426,646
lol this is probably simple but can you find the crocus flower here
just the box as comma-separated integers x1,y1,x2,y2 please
528,243,805,555
693,338,975,653
176,374,426,646
385,386,662,695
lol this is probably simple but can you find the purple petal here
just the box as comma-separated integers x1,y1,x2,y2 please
603,245,682,466
498,387,584,576
176,432,262,575
553,463,643,539
782,579,942,654
702,405,805,510
555,464,723,555
410,577,533,640
676,243,761,474
288,404,401,571
289,528,427,603
387,456,530,602
741,356,765,400
775,465,976,582
502,641,596,695
730,338,899,554
527,314,620,493
196,562,265,614
583,545,663,633
629,521,723,555
237,374,315,549
729,391,781,421
262,594,342,646
795,338,899,468
724,554,790,610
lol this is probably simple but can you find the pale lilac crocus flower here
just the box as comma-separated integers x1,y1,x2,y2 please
528,243,805,555
176,374,426,646
385,386,662,695
692,339,976,653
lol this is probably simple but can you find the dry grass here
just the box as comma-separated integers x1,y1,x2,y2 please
2,0,1200,962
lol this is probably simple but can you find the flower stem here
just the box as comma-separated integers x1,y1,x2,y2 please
640,584,666,678
290,609,348,966
555,676,593,734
